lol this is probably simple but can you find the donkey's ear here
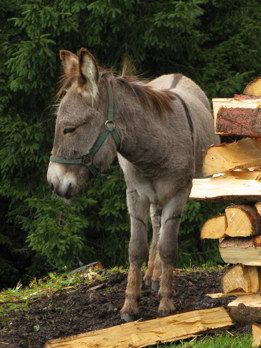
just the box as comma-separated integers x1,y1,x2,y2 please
59,50,78,77
78,48,99,99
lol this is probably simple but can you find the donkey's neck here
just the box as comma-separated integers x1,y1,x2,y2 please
112,80,177,176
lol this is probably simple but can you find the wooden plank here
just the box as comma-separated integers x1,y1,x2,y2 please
252,323,261,347
190,171,261,201
219,236,261,266
203,138,261,176
206,292,260,299
44,307,233,348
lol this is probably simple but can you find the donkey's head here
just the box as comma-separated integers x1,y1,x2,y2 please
47,48,120,198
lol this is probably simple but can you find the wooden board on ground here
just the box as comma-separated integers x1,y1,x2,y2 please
190,171,261,201
227,294,261,324
219,236,261,266
221,265,261,294
252,323,261,347
44,307,233,348
206,292,260,299
203,138,261,176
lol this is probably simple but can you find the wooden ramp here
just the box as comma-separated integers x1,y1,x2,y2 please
44,307,232,348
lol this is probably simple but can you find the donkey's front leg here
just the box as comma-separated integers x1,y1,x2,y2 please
158,187,191,316
121,189,150,322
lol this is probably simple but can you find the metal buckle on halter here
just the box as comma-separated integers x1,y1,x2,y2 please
105,120,116,132
82,154,93,166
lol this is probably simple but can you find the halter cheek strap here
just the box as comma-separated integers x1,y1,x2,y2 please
50,85,121,176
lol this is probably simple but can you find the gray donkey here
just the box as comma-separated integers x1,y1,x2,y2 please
47,48,219,322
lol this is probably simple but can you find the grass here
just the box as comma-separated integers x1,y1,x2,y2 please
150,330,252,347
0,265,109,314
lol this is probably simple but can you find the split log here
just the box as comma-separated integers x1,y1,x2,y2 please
216,107,261,138
44,307,233,348
219,236,261,266
221,265,261,294
252,323,261,347
190,171,261,201
225,205,261,237
201,205,261,239
203,138,261,176
200,214,227,239
244,76,261,97
227,295,261,324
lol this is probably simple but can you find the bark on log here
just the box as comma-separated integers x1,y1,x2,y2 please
225,205,261,237
216,107,261,137
227,295,261,324
221,264,261,294
212,97,261,129
219,236,261,266
190,171,261,202
203,138,261,176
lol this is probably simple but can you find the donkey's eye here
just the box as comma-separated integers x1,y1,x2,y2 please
63,127,76,135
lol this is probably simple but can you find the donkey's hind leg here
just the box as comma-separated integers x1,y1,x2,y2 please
121,189,150,322
158,187,191,316
143,204,162,288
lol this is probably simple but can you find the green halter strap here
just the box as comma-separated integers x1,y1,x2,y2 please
50,85,121,176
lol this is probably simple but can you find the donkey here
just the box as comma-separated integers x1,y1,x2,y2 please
47,48,219,322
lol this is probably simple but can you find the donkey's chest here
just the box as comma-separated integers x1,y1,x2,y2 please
135,178,176,205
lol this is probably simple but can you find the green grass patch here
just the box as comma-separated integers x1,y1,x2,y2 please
150,330,252,348
0,266,107,314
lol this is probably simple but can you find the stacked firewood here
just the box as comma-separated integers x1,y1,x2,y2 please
190,77,261,346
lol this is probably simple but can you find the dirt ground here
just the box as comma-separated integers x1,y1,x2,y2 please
0,268,247,348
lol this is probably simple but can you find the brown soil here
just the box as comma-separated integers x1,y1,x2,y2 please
0,268,247,348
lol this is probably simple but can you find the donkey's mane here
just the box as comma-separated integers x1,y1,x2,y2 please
58,68,175,116
115,75,175,116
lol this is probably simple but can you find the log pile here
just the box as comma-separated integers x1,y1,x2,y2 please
192,76,261,346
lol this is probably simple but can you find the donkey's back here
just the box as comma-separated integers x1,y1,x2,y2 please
148,73,220,177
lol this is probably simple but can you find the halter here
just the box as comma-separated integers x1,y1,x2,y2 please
49,85,121,176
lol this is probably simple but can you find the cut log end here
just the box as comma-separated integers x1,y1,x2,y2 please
225,205,261,238
244,76,261,97
200,214,227,239
222,265,261,294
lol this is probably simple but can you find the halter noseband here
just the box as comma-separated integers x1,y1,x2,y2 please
49,85,121,176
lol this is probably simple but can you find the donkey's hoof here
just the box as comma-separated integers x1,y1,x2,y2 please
151,280,160,292
158,309,175,317
120,311,138,322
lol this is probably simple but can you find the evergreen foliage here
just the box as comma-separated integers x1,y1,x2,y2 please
0,0,260,288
